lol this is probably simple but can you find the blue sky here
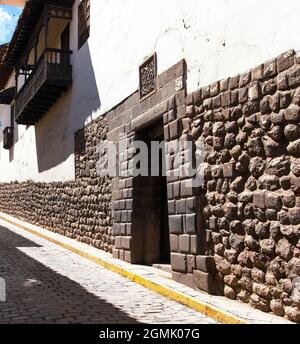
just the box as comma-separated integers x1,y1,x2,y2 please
0,5,22,45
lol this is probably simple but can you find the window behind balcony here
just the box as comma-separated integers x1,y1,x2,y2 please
78,0,90,50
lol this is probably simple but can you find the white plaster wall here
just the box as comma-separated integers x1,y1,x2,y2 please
90,0,300,114
2,0,300,182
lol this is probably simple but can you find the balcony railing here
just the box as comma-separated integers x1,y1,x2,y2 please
15,48,72,125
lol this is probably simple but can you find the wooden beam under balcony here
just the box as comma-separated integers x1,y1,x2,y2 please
0,87,15,105
15,48,72,125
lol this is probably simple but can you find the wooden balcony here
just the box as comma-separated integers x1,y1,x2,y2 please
15,48,72,125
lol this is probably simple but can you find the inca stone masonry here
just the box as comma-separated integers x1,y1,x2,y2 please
1,50,300,322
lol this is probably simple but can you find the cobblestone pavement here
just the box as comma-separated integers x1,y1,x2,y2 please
0,224,218,324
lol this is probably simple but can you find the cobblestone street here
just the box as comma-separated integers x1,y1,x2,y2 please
0,223,218,324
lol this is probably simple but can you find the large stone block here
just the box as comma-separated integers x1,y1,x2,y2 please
170,234,179,252
264,59,277,78
169,215,183,234
186,197,196,213
172,272,194,289
193,270,224,295
185,214,196,234
171,253,187,273
179,234,190,253
285,106,300,122
190,235,199,255
221,91,231,107
196,255,216,273
124,250,143,264
289,208,300,225
288,65,300,88
253,191,266,209
223,162,236,178
277,50,295,73
176,199,186,214
265,192,282,211
115,236,122,249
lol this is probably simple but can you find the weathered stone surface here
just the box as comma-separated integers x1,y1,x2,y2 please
266,271,277,286
253,283,271,300
230,176,244,193
251,252,269,271
270,258,286,279
248,82,261,101
0,121,113,254
284,124,300,141
193,270,223,295
291,159,300,177
248,137,264,156
215,256,231,275
258,175,280,191
275,239,292,261
238,251,253,268
277,73,289,90
287,139,300,154
249,157,266,178
265,192,282,211
286,258,300,278
238,277,252,293
277,50,295,73
250,294,270,312
260,239,276,256
224,274,238,288
196,255,216,273
280,176,291,190
282,192,296,208
237,290,250,303
289,208,300,225
270,300,285,317
224,249,238,264
229,234,244,252
223,162,236,178
285,307,300,323
291,285,300,307
255,222,270,239
262,136,280,157
224,285,236,300
288,65,300,88
266,157,290,177
244,235,259,251
284,105,300,122
171,253,187,273
267,125,283,142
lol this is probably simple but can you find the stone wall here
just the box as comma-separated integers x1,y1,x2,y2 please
183,50,300,322
0,54,299,322
0,119,113,252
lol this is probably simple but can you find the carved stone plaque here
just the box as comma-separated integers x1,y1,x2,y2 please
139,53,157,101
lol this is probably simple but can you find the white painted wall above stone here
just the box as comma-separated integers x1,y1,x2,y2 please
2,0,300,183
90,0,300,116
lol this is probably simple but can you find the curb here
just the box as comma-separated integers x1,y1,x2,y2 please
0,214,247,325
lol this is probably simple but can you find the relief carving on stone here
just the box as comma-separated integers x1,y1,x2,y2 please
139,53,157,101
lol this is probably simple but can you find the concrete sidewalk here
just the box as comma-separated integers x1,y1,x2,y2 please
0,212,293,324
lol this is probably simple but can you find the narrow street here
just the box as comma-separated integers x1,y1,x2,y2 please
0,221,217,324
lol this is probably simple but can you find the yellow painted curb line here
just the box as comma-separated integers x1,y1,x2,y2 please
0,214,247,325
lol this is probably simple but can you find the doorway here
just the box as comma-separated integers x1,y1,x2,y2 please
135,119,170,265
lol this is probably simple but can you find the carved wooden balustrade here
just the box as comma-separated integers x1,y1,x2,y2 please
15,48,72,125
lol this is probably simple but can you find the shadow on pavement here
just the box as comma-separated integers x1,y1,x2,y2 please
0,226,138,324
